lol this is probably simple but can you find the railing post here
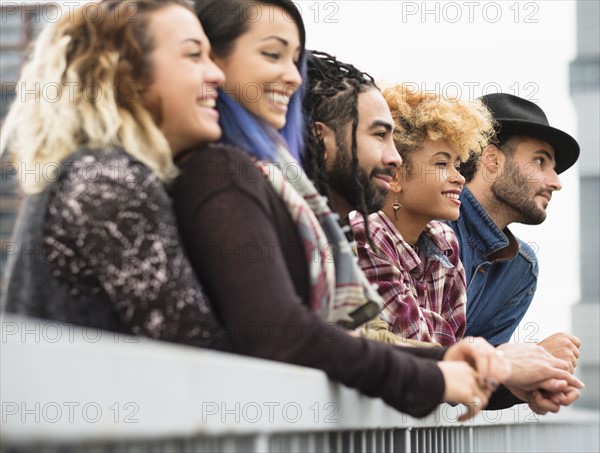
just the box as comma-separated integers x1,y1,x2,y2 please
252,433,269,452
468,426,474,453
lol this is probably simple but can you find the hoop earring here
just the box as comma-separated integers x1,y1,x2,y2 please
392,194,402,220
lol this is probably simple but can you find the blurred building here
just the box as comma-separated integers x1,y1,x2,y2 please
1,4,56,296
570,0,600,410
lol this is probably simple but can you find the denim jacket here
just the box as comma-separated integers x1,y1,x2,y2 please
448,187,538,345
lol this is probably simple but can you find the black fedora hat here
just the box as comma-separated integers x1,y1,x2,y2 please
479,93,580,174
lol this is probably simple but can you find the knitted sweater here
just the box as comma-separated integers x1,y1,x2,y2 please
2,148,229,350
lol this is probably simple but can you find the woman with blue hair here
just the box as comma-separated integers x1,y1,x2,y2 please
170,0,509,419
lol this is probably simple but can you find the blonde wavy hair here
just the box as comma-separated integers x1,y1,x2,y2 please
382,85,495,165
0,0,193,194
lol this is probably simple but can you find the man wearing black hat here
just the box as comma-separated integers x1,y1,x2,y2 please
450,93,581,368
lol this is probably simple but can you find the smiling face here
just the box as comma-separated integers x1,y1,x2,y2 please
143,4,225,154
211,6,302,130
491,136,562,224
325,87,401,214
393,138,466,225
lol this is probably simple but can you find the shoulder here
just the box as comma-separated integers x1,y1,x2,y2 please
351,211,400,254
427,220,459,243
175,144,267,194
49,148,170,221
180,143,255,167
426,220,461,260
56,147,158,187
62,147,143,168
54,148,162,194
516,237,539,269
171,144,281,222
350,211,388,235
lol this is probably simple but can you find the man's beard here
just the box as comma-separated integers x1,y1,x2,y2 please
491,157,548,225
327,140,392,214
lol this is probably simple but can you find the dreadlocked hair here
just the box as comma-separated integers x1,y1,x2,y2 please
302,50,378,248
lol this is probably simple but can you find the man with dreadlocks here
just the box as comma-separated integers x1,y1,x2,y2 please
303,50,398,226
302,51,439,347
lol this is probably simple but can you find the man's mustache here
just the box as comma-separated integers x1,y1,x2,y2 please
370,167,394,179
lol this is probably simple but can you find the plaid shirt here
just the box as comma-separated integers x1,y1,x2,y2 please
350,212,466,345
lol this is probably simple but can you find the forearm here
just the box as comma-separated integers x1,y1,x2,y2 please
185,188,446,416
360,317,443,348
486,386,525,410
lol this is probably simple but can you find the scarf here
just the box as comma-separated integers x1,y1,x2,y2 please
255,146,381,328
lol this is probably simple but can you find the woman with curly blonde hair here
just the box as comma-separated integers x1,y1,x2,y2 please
1,0,231,350
351,85,494,346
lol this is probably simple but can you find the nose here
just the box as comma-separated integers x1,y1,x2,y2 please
282,59,302,91
546,169,563,192
448,166,466,186
206,57,226,86
383,144,403,169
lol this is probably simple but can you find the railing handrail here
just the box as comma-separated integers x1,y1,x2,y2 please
1,314,598,447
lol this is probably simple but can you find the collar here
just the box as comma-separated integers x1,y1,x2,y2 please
459,186,519,261
374,212,454,272
339,215,356,246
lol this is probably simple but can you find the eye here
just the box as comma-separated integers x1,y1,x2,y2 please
534,157,545,166
187,52,201,60
262,51,280,60
435,161,449,167
375,131,387,139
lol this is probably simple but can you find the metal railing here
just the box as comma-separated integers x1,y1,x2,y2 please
1,315,598,452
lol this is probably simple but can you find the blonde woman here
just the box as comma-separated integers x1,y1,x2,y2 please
1,0,230,349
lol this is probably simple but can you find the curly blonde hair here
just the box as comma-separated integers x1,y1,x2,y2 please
382,85,495,165
1,0,193,194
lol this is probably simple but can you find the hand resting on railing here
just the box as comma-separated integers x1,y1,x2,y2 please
497,342,584,415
